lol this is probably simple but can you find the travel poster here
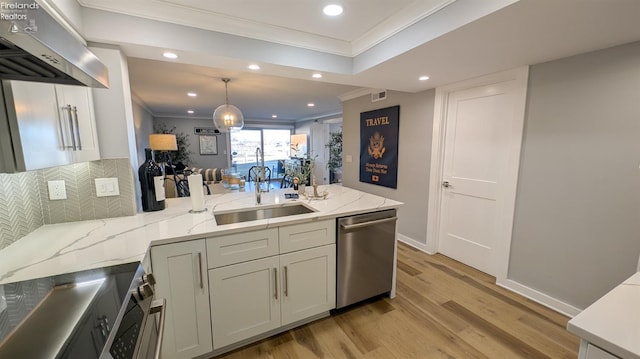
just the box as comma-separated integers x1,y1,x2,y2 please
359,105,399,189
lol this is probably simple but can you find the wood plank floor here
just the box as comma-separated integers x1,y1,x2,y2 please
216,243,579,358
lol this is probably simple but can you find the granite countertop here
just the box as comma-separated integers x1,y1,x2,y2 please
567,272,640,359
0,185,401,285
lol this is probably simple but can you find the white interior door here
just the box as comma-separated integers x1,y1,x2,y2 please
437,79,523,276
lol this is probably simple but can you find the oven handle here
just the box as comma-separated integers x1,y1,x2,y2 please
150,298,166,359
339,216,398,231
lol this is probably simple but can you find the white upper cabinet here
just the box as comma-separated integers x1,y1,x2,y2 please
55,85,100,163
3,81,71,171
0,80,100,173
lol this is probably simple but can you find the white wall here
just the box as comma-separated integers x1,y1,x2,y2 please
90,45,138,161
342,90,435,247
90,44,140,211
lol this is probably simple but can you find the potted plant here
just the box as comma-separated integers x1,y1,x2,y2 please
325,130,342,183
285,153,315,191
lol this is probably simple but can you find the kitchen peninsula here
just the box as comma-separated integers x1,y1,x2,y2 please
0,185,401,358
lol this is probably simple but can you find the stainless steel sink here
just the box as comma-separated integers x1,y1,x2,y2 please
214,204,315,225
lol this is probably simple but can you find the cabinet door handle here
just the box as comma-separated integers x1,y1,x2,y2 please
57,111,68,150
274,268,278,300
284,265,288,297
66,105,77,151
197,252,203,289
72,106,82,150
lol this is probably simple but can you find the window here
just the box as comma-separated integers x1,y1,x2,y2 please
230,129,291,178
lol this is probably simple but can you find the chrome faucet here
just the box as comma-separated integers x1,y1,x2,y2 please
255,147,264,204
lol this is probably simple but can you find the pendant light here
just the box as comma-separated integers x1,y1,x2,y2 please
213,78,244,132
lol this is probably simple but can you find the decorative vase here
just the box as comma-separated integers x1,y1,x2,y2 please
298,184,306,195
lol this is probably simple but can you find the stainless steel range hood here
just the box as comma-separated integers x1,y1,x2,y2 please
0,1,109,88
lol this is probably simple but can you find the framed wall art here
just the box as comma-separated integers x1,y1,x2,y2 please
359,105,400,189
199,135,218,155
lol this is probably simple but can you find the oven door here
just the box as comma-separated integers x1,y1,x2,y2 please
135,299,166,359
102,294,166,359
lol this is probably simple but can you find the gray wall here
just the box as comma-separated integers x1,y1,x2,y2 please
342,90,435,245
153,117,230,169
509,41,640,309
132,98,154,168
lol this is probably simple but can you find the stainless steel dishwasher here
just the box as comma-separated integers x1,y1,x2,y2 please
336,209,397,308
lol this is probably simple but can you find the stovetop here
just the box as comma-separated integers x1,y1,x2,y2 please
0,262,139,358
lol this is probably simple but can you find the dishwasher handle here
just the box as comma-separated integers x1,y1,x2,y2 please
340,216,397,231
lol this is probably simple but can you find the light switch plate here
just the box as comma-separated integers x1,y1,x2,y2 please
95,178,120,197
346,155,353,163
47,180,67,200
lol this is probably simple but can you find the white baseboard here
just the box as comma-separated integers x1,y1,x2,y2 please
497,278,582,318
398,234,581,318
398,234,435,255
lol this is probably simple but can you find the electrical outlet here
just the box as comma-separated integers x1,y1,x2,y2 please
346,155,353,163
47,180,67,200
95,178,120,197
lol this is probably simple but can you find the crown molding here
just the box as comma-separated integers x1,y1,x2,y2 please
351,0,457,56
79,0,457,58
79,0,351,56
130,91,154,115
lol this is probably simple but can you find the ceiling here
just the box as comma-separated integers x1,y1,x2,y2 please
127,58,361,121
76,0,640,122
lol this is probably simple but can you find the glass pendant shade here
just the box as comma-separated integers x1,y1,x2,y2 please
213,78,244,132
213,104,244,132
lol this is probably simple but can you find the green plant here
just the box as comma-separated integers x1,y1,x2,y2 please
153,123,192,165
325,130,342,171
325,130,343,183
285,153,316,185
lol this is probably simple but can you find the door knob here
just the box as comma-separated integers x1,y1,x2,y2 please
442,181,451,188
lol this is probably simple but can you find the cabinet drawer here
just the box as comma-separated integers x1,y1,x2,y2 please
585,344,619,359
207,228,279,268
279,220,335,254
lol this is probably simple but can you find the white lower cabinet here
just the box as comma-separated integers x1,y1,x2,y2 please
209,256,281,348
280,245,336,325
152,220,337,357
582,343,619,359
209,220,336,351
210,245,336,349
151,240,213,359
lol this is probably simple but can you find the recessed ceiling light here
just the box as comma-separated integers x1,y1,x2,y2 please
312,73,322,79
323,4,343,16
163,51,178,59
272,115,278,118
307,103,315,107
187,110,194,114
187,92,197,97
248,64,260,70
419,75,430,81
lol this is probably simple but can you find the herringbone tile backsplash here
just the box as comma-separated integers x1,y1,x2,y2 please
0,171,44,251
0,159,136,250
